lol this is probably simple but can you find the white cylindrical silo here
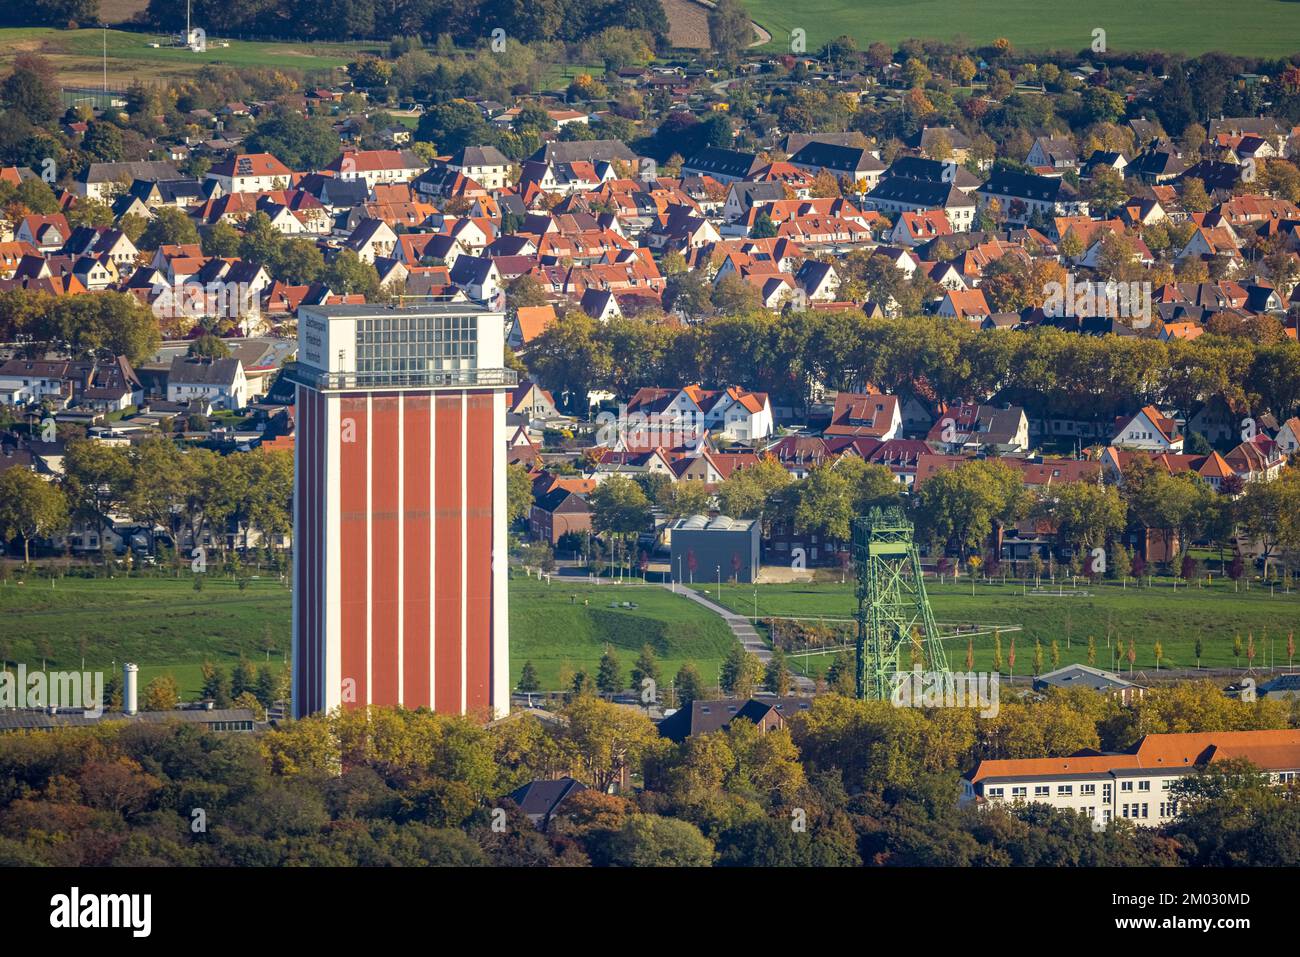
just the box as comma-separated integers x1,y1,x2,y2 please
124,663,139,716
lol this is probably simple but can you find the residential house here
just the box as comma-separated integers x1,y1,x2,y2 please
206,153,295,193
824,392,901,440
977,170,1089,225
1111,406,1184,452
166,356,248,410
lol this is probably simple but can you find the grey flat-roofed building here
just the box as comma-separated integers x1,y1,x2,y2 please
669,513,760,583
0,707,259,732
1259,674,1300,701
1033,663,1145,703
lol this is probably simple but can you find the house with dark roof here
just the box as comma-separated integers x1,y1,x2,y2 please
1128,147,1187,184
681,147,763,184
166,356,247,410
530,486,591,545
75,161,183,200
129,177,206,208
445,145,511,189
924,402,1028,453
867,159,978,231
723,181,786,222
1026,136,1079,169
506,777,588,828
448,254,501,302
657,696,815,742
977,170,1088,224
1177,159,1245,195
1259,674,1300,701
787,142,886,187
528,139,636,167
0,356,141,411
905,125,974,163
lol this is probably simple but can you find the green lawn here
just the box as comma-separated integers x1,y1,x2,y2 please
508,575,736,690
0,28,376,86
698,577,1300,677
742,0,1300,57
0,574,291,697
0,572,736,699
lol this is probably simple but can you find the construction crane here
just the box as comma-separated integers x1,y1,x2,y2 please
853,506,949,700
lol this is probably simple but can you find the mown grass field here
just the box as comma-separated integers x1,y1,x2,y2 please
742,0,1300,58
0,572,736,699
0,574,291,697
698,577,1300,678
508,575,736,690
0,27,377,87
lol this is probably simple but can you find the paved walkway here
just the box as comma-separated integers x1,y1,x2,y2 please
534,570,817,691
663,583,816,692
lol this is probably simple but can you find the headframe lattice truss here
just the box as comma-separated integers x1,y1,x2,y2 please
853,507,949,700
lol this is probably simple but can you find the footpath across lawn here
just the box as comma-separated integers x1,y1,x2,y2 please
508,574,736,692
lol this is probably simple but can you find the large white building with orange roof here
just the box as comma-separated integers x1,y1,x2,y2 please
963,729,1300,827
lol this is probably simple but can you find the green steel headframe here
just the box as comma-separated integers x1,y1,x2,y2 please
853,506,949,699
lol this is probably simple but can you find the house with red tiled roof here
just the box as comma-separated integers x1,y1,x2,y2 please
1111,406,1183,452
824,392,901,441
325,148,426,187
765,434,833,478
890,209,952,247
509,304,558,350
16,214,72,251
508,379,559,423
1224,434,1287,484
206,153,295,193
624,384,773,442
937,288,992,322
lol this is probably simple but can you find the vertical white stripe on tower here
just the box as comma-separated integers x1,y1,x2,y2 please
324,392,342,711
436,392,441,712
365,393,373,705
397,395,404,704
290,386,301,717
491,388,509,718
460,390,468,714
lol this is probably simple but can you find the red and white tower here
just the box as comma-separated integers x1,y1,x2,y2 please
290,302,515,719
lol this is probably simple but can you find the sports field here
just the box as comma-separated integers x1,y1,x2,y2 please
742,0,1300,58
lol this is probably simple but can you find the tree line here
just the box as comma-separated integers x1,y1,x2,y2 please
0,437,293,565
570,449,1300,578
0,681,1295,866
524,309,1300,425
140,0,667,45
